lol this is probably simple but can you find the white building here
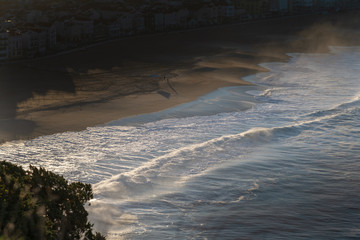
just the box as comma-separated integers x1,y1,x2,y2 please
63,19,94,42
220,5,236,18
47,24,57,49
108,19,122,38
22,30,39,57
270,0,289,12
316,0,358,9
164,12,178,29
294,0,313,9
191,7,218,26
54,21,65,38
316,0,336,8
154,11,182,31
154,13,165,31
133,14,145,33
119,13,135,33
8,31,23,58
0,31,9,61
176,9,189,26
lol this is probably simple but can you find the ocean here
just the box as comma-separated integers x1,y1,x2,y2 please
1,46,360,239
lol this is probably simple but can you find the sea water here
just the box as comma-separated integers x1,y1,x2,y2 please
1,46,360,239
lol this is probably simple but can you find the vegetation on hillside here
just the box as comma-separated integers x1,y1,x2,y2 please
0,161,105,240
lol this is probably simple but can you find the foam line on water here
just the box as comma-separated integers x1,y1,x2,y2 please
92,128,273,199
301,93,360,120
106,86,261,127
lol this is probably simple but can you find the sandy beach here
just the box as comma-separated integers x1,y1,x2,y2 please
1,11,360,143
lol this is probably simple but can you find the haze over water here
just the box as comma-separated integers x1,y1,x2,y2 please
1,46,360,239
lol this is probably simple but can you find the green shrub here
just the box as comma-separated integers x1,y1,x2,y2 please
0,161,105,240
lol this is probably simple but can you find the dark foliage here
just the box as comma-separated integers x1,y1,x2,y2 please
0,161,105,240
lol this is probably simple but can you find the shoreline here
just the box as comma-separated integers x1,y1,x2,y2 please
1,11,360,143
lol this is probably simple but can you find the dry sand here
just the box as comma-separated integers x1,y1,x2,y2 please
1,12,360,143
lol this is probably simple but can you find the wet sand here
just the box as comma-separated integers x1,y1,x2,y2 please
1,12,360,143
